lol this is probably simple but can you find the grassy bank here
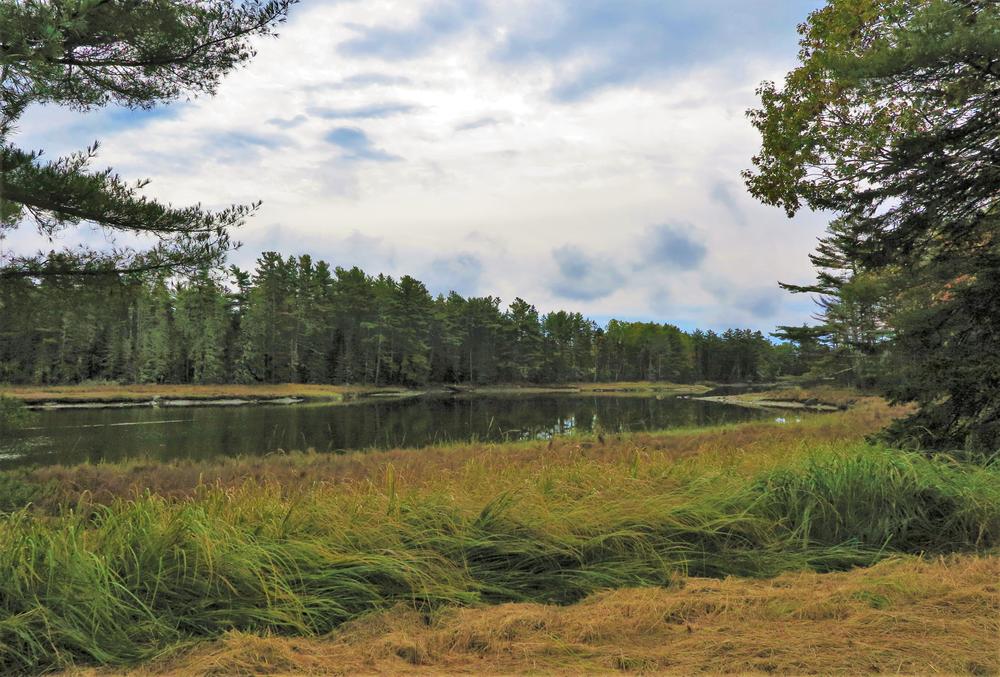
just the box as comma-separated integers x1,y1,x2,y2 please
466,381,712,396
0,381,709,406
694,384,866,411
0,383,385,404
7,392,895,510
0,398,997,673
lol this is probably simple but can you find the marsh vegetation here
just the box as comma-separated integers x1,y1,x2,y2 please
3,0,1000,674
0,396,995,673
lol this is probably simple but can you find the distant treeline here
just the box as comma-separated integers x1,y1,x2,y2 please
0,253,807,386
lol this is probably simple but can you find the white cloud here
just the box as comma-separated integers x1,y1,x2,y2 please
10,0,826,332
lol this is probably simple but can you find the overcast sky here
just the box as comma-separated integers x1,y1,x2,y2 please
13,0,828,332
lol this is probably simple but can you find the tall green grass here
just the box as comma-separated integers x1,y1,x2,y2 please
0,444,997,672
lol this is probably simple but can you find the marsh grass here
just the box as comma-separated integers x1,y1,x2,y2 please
0,400,995,672
21,395,899,510
0,383,371,404
123,555,998,676
0,380,705,405
0,448,997,670
0,396,34,432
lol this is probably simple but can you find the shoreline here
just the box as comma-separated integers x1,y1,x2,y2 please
3,381,715,410
691,394,842,412
3,382,859,412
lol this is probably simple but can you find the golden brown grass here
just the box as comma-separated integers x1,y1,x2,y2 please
752,385,873,409
535,381,711,395
73,555,1000,676
694,386,877,413
0,383,394,403
13,394,997,676
1,381,710,404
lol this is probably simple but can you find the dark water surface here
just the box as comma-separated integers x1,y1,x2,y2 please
2,394,768,467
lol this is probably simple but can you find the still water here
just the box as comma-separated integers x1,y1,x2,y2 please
3,394,768,467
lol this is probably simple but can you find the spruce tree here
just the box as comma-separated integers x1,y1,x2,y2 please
504,298,545,382
746,0,1000,455
136,278,173,383
175,270,228,383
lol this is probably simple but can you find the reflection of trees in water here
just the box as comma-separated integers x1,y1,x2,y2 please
17,397,765,467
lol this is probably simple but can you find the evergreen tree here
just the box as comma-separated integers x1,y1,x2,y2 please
240,252,295,382
463,297,504,383
294,257,335,383
428,293,464,382
330,266,374,383
774,217,893,386
745,0,1000,453
542,311,596,382
392,276,433,384
175,270,228,383
503,298,544,382
136,278,173,383
1,0,294,278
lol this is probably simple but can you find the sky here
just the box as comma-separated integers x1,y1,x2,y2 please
11,0,829,333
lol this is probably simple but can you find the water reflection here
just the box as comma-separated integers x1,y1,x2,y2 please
2,394,768,467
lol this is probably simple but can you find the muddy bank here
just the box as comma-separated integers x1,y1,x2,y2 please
24,391,419,410
12,383,710,410
28,397,306,410
444,383,711,397
692,395,841,411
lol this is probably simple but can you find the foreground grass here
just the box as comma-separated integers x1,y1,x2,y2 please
85,555,999,676
0,398,997,674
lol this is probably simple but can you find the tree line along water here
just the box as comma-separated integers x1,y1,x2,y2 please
0,252,807,387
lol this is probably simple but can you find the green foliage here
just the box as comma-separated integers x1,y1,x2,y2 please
503,298,545,381
753,448,999,550
690,328,781,382
0,442,995,671
0,253,806,386
0,0,294,278
772,218,895,387
746,0,1000,453
1,0,293,109
600,320,693,382
136,278,173,383
174,271,229,383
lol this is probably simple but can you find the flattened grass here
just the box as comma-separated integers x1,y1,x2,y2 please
111,555,999,676
0,399,995,673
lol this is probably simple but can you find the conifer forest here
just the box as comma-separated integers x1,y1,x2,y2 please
1,254,799,386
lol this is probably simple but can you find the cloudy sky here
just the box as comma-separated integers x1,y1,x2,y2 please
13,0,829,332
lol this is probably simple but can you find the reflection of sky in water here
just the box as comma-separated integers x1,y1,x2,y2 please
5,395,771,468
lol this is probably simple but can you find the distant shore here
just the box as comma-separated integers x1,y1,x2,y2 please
0,382,864,412
692,395,841,412
1,381,715,409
